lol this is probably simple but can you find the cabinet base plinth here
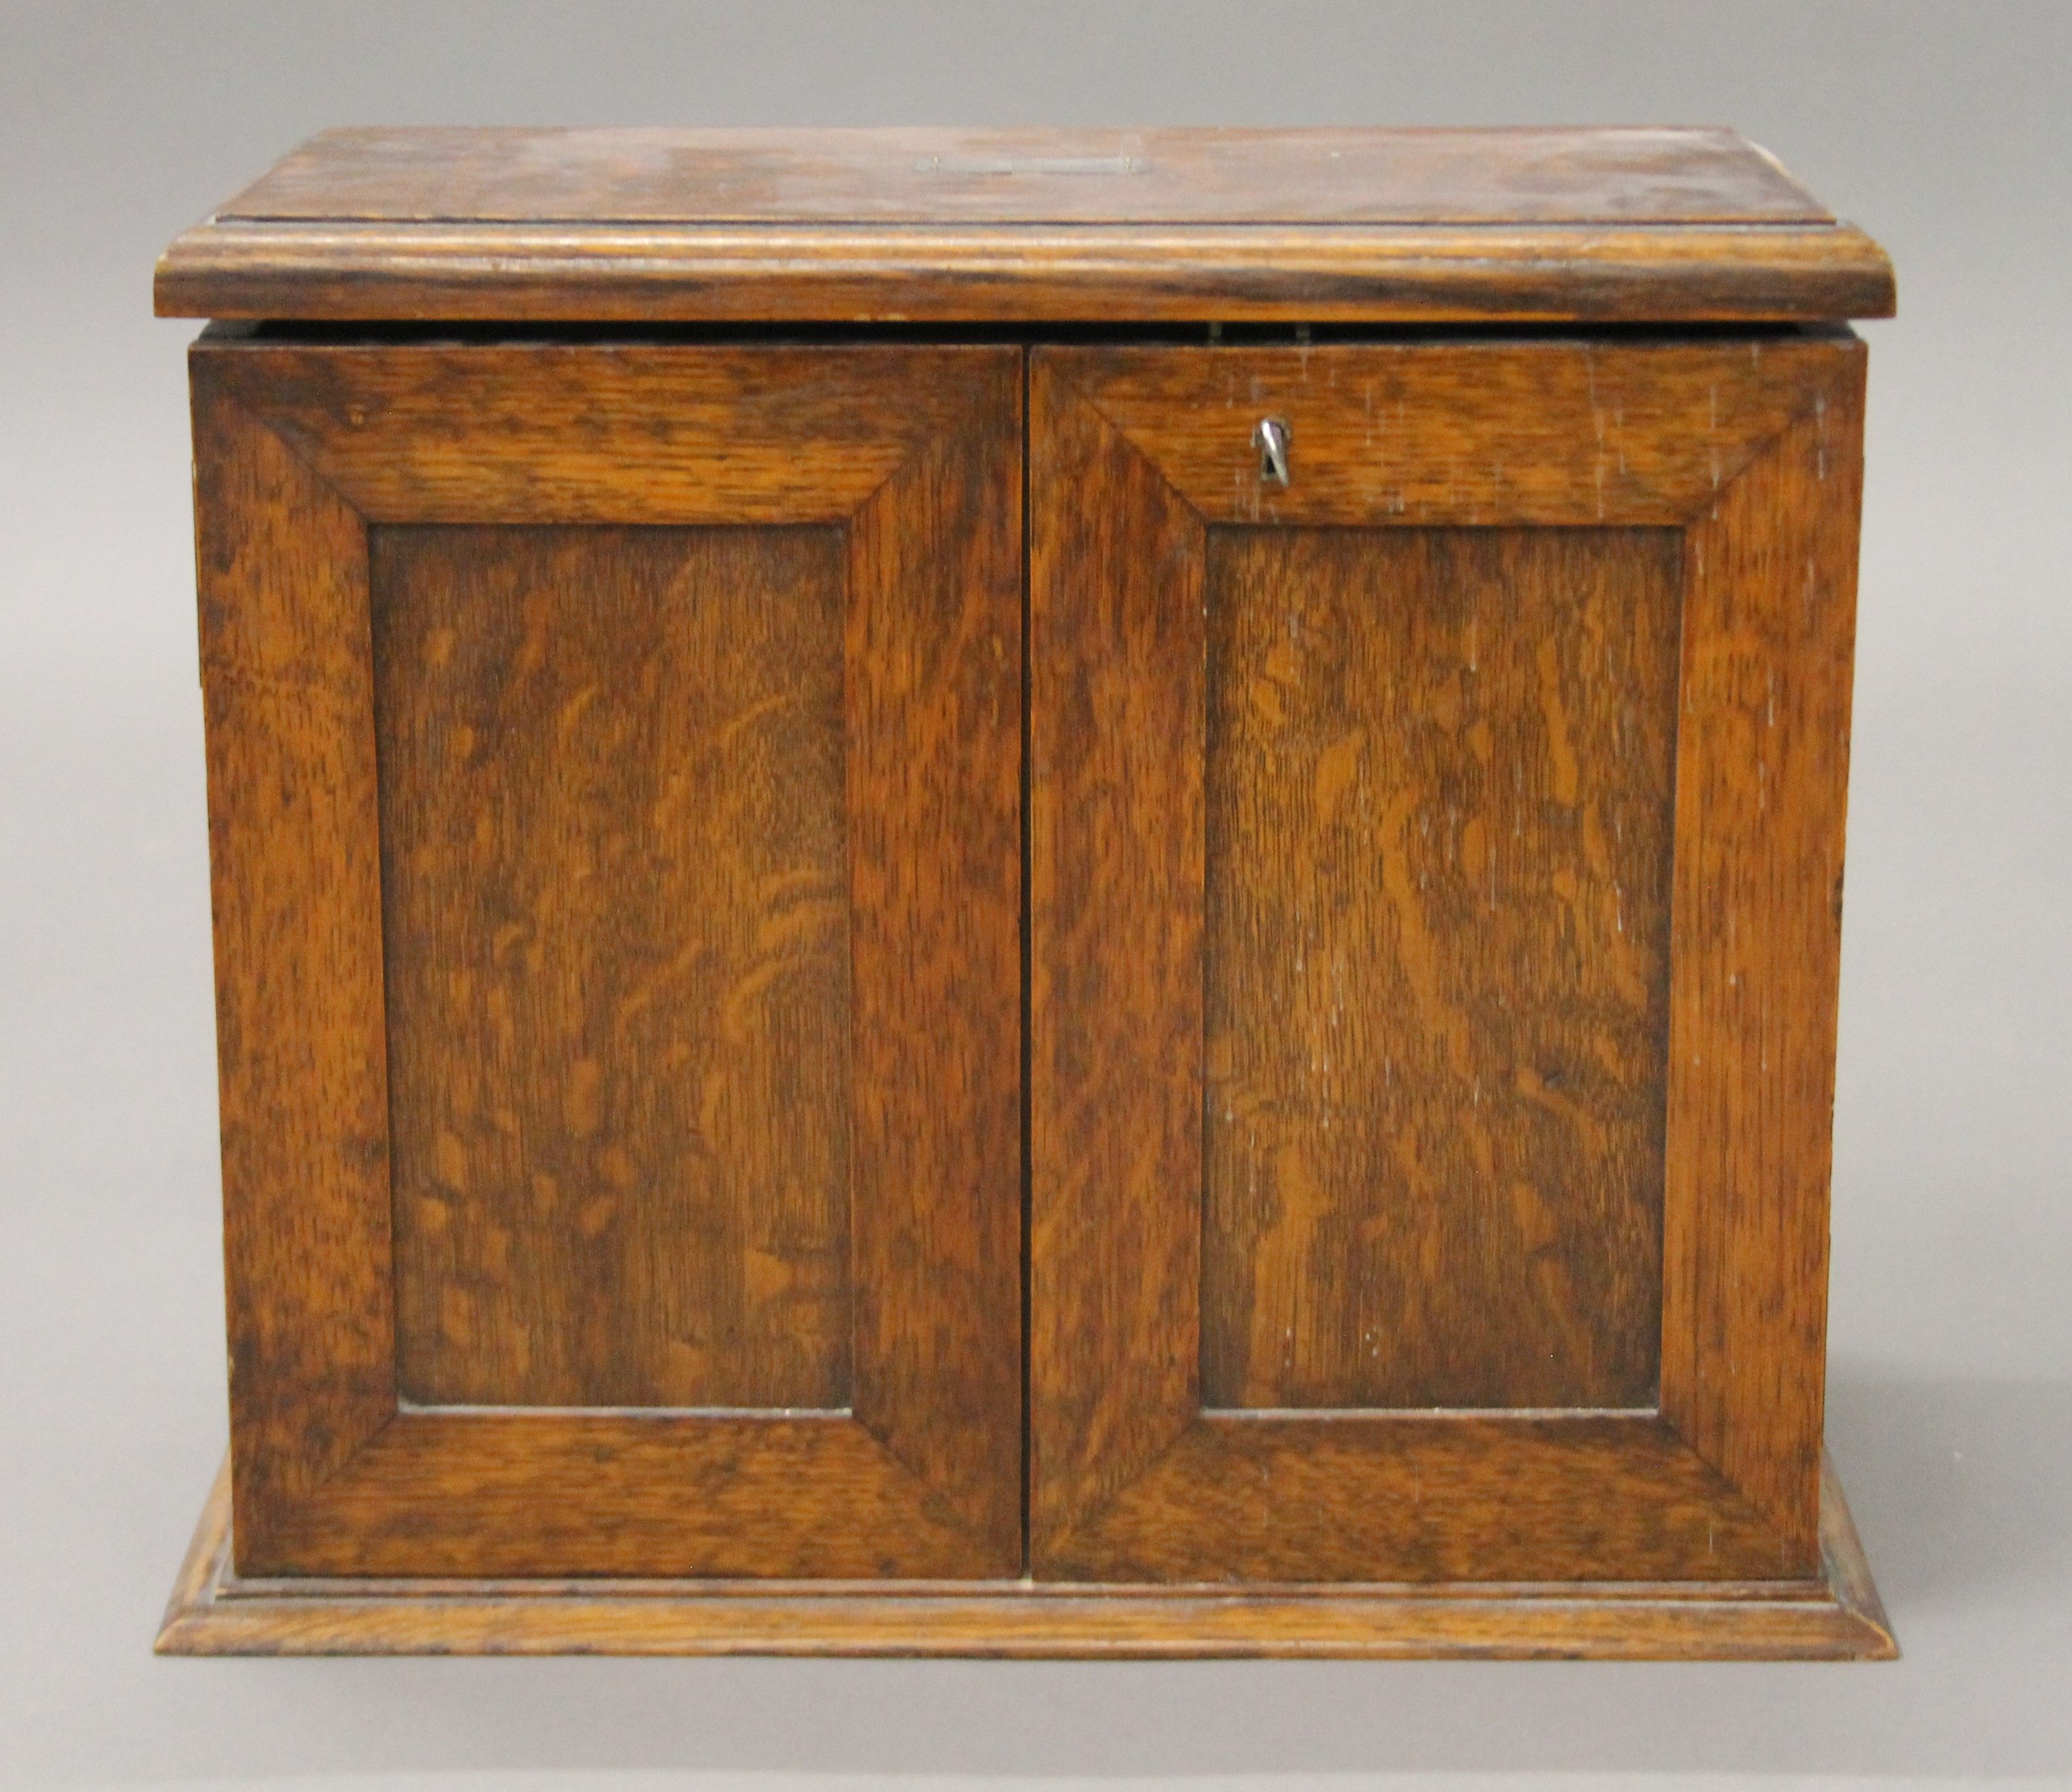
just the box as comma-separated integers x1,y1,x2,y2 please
157,1452,1893,1661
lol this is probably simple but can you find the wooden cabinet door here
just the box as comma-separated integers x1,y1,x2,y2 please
195,340,1022,1578
1029,338,1864,1582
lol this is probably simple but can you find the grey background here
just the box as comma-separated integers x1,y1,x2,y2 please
3,2,2067,1786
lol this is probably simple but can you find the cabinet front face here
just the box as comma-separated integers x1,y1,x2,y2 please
1029,339,1864,1582
195,342,1023,1577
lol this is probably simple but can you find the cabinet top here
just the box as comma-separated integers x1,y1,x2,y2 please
154,126,1893,325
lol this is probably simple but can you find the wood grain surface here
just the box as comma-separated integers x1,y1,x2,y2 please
192,374,397,1556
1041,1414,1793,1583
1659,353,1868,1569
155,221,1896,327
154,127,1894,323
238,1412,1007,1580
210,127,1833,225
180,304,1873,1627
193,338,1024,1577
1201,525,1681,1411
1028,361,1207,1553
375,524,854,1411
1074,337,1856,526
200,342,980,524
841,366,1026,1565
1028,336,1866,1586
157,1451,1896,1658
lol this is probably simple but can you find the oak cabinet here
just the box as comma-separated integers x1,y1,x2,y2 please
155,127,1896,1657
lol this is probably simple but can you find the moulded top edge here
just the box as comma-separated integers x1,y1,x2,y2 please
152,221,1897,326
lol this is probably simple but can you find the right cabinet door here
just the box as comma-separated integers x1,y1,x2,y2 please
1029,337,1865,1583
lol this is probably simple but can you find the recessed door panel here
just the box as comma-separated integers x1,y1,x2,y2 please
1202,524,1680,1413
376,524,854,1413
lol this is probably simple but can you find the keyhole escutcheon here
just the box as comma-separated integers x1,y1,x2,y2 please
1253,415,1291,487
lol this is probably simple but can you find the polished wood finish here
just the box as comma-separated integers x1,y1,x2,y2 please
153,221,1894,327
208,126,1837,224
1028,368,1206,1554
1028,336,1864,1584
376,525,854,1410
163,129,1891,1657
1062,337,1849,525
1201,526,1681,1412
1660,364,1867,1552
158,1452,1896,1657
199,342,977,523
154,127,1894,323
195,338,1023,1577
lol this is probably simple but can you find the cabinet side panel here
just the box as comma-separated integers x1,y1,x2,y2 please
1201,526,1680,1410
374,524,855,1411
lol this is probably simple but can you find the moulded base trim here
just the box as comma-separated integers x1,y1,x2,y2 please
157,1450,1894,1660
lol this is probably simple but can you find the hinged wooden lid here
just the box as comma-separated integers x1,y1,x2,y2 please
154,127,1893,324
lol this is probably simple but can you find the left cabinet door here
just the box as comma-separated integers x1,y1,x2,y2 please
193,339,1024,1578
